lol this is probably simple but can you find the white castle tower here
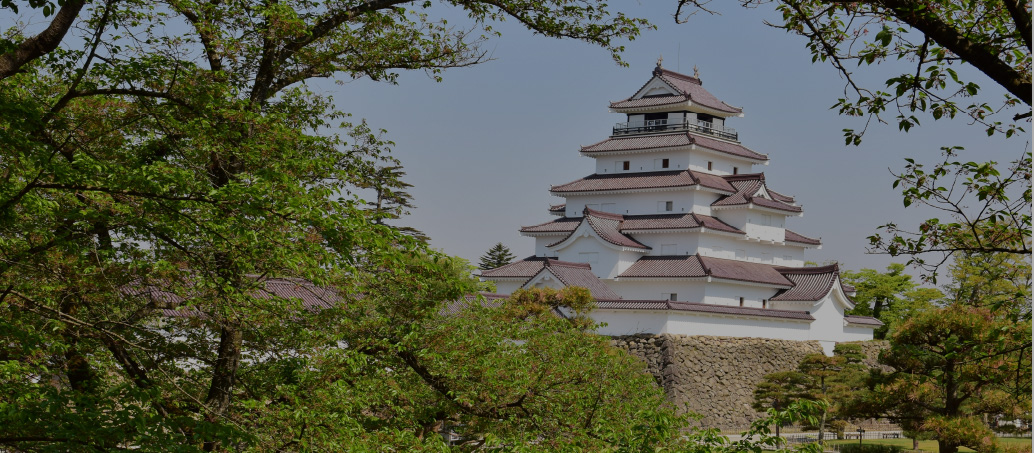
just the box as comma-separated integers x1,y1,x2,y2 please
482,63,880,352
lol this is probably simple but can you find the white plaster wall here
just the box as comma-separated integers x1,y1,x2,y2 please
686,152,752,176
554,236,644,279
490,280,525,295
593,309,813,340
699,281,779,308
633,232,699,256
806,284,876,347
607,280,706,301
744,212,788,242
562,190,704,217
533,236,564,256
715,210,748,231
593,150,691,175
696,235,805,266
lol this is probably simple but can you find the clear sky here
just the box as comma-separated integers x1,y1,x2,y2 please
321,2,1024,276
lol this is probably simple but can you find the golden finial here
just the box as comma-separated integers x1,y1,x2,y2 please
693,65,700,79
657,55,663,68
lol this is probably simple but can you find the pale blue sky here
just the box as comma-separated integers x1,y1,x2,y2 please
323,1,1024,276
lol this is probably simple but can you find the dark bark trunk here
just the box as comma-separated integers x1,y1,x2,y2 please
0,0,87,79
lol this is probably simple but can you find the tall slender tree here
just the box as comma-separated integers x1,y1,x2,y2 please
479,242,516,270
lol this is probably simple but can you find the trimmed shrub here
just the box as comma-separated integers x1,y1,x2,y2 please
838,444,905,453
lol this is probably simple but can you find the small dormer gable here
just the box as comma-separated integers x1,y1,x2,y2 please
634,78,680,100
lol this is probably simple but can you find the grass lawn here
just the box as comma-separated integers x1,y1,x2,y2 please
826,437,1031,452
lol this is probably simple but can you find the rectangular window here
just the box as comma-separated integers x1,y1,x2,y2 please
669,293,678,301
733,166,739,175
762,300,768,309
707,161,713,171
662,158,670,168
623,161,630,171
658,201,673,212
739,297,744,307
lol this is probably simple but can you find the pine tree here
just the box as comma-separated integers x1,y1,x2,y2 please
479,243,516,270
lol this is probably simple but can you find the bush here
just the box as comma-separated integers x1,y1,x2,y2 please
830,420,849,439
838,444,905,453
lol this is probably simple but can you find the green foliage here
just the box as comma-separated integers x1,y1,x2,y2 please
479,242,517,270
676,0,1031,281
852,304,1032,453
842,263,939,338
0,0,653,450
837,444,904,453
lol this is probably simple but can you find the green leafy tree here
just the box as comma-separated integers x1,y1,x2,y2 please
0,0,654,450
359,165,429,243
796,344,867,445
842,263,919,338
674,0,1031,281
753,370,811,439
856,305,1032,453
478,242,517,270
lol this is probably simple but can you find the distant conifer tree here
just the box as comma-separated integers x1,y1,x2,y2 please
479,243,516,270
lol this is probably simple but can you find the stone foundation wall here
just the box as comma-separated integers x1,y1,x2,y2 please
612,334,829,430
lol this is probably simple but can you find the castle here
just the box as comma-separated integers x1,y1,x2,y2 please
482,63,880,353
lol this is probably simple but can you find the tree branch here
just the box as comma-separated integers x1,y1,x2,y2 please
0,0,87,79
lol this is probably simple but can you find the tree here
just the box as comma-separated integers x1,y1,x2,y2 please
751,345,867,445
478,242,517,270
856,305,1032,453
842,263,922,338
752,370,811,439
674,0,1031,281
0,0,655,450
360,165,429,243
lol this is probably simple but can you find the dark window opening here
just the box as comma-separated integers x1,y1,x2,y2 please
707,161,713,171
697,113,715,125
665,201,673,211
739,297,744,307
733,167,739,175
662,158,670,168
762,299,768,309
622,161,630,171
669,293,677,301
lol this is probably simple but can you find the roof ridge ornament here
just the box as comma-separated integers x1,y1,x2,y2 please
693,64,699,79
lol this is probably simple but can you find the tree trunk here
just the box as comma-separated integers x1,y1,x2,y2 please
203,326,243,450
912,437,919,450
939,439,959,453
817,410,826,445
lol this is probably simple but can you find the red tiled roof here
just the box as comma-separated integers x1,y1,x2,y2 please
131,277,344,317
481,256,593,279
481,256,551,278
610,67,743,114
770,265,839,301
533,262,620,299
768,189,795,203
619,255,706,278
595,299,814,321
551,169,735,194
620,213,743,234
520,217,581,233
844,315,884,326
580,132,768,162
712,173,802,213
549,203,566,213
619,255,794,287
784,229,821,245
524,213,744,236
609,94,689,109
547,208,650,250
